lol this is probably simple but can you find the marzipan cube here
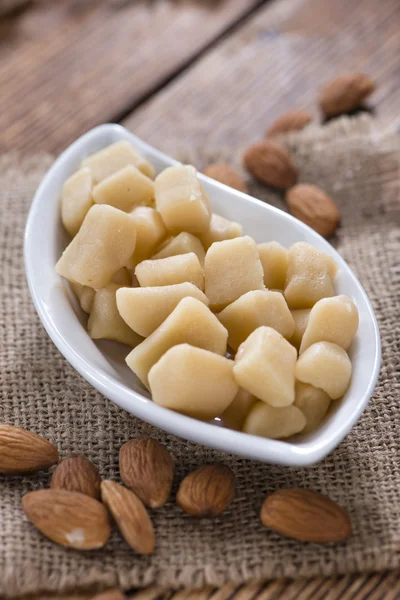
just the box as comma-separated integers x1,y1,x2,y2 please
149,344,238,420
135,253,204,290
218,290,295,351
296,341,352,399
221,388,256,430
82,141,155,182
199,213,242,250
233,326,297,407
258,241,288,289
243,401,306,439
152,232,205,265
88,283,143,347
56,205,137,289
155,165,211,234
204,236,264,311
294,382,331,434
92,165,154,212
299,295,359,353
284,242,335,309
116,283,209,337
125,297,228,388
61,167,93,237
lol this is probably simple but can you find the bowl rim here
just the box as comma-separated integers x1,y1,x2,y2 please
24,123,381,466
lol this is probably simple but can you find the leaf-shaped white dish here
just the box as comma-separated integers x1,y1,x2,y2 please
24,124,381,465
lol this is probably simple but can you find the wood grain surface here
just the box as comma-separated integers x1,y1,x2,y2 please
124,0,400,157
0,0,263,153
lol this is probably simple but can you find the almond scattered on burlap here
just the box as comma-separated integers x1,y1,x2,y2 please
260,488,352,543
0,423,59,474
119,438,174,508
319,73,376,118
177,464,236,517
266,109,313,137
243,140,298,189
50,455,101,499
101,480,155,554
203,163,249,194
22,489,111,549
286,184,340,237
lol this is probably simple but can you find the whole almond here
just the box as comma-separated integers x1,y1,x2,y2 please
260,488,351,543
101,480,155,554
50,455,101,499
243,140,297,189
203,163,249,194
286,184,340,238
320,73,375,117
266,110,313,137
0,423,59,474
119,438,174,508
22,489,111,549
177,464,235,517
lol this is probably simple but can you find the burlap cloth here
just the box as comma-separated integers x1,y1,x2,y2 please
0,115,399,598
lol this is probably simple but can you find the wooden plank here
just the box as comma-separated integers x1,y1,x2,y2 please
0,0,264,153
124,0,400,157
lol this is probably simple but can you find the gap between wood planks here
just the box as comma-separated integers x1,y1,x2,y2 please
111,0,270,126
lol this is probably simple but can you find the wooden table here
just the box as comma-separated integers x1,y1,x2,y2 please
1,1,400,598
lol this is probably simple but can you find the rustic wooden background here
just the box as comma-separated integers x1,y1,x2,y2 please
1,0,399,598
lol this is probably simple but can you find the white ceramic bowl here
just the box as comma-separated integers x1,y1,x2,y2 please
24,124,381,466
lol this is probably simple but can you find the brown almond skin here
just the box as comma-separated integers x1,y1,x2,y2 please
203,163,249,194
22,489,111,549
101,480,155,554
177,464,236,517
91,591,126,600
119,438,174,508
243,140,297,189
286,184,340,238
0,423,59,474
320,73,375,117
266,110,313,137
260,488,352,543
50,455,101,499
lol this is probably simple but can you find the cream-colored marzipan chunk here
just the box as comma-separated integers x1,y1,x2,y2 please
243,401,306,439
149,344,238,420
88,283,143,347
284,242,335,309
55,205,137,289
296,341,352,400
152,232,206,265
135,253,204,290
233,326,297,407
155,165,211,234
204,236,265,311
127,206,167,268
258,241,288,290
125,297,228,388
289,309,311,350
116,283,209,337
70,282,95,314
293,382,331,435
221,388,256,431
61,167,94,237
199,213,243,250
218,290,295,351
82,141,155,182
299,295,359,353
92,165,154,212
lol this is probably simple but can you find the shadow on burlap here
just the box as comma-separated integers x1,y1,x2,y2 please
0,116,399,597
